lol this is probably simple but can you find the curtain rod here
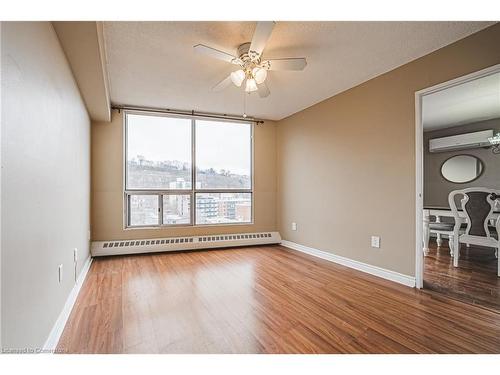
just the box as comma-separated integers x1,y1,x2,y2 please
111,105,265,124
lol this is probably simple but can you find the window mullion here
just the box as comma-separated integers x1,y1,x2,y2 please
158,194,163,225
127,194,131,227
192,117,196,226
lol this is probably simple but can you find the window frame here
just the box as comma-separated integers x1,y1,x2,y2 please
123,110,254,229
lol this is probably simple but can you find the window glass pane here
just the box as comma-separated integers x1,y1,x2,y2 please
163,194,191,225
129,195,158,226
196,193,251,225
195,120,251,189
126,114,192,189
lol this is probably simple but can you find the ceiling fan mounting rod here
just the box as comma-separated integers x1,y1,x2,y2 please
237,42,251,58
233,42,262,68
237,42,259,61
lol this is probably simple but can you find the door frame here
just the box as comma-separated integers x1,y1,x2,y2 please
414,63,500,289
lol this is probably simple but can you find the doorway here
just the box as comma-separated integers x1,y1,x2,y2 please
415,64,500,310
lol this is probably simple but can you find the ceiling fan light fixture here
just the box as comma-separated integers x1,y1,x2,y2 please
245,78,258,93
252,67,267,84
230,70,245,87
195,22,307,99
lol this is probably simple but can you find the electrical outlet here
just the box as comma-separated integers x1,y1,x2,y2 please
371,236,381,248
58,264,63,283
291,222,297,231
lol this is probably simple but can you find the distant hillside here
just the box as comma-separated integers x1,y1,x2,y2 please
127,158,250,189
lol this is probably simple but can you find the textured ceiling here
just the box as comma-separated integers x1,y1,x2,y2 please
103,21,495,120
423,72,500,131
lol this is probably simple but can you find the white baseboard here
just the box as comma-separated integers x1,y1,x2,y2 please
280,240,416,288
42,256,93,352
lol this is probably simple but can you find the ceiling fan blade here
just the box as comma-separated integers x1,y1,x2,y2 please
249,21,276,57
266,58,307,71
212,75,233,92
257,82,270,98
193,44,238,64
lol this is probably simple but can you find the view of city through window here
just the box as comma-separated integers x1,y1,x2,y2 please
126,113,252,226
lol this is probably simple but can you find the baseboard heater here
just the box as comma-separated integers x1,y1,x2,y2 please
91,231,281,257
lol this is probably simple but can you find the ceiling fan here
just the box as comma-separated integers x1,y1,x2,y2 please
193,21,307,98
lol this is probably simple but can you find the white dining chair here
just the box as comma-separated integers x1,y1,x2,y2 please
428,220,455,255
448,188,500,277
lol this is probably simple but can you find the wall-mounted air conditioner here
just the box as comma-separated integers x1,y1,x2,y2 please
429,129,494,153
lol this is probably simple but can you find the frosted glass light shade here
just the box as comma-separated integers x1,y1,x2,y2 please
245,78,258,92
252,67,267,84
230,70,245,87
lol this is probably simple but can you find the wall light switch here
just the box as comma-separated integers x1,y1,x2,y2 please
74,248,78,283
58,264,63,283
292,222,297,231
371,236,381,248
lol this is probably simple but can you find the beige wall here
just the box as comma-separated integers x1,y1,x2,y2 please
91,110,277,241
1,22,90,348
424,119,500,207
277,24,500,277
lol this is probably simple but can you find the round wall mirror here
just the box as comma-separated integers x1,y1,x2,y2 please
440,155,484,183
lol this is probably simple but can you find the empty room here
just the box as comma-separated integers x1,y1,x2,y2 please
1,1,500,370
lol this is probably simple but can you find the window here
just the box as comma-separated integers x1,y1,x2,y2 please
126,114,192,190
163,194,191,225
195,120,251,190
195,193,252,225
125,112,252,227
129,195,158,226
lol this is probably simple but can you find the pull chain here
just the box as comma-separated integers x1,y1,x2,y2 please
243,90,248,118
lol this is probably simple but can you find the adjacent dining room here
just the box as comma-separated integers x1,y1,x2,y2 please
422,71,500,310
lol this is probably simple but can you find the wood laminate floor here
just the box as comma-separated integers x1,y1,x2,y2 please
424,239,500,311
57,245,500,353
